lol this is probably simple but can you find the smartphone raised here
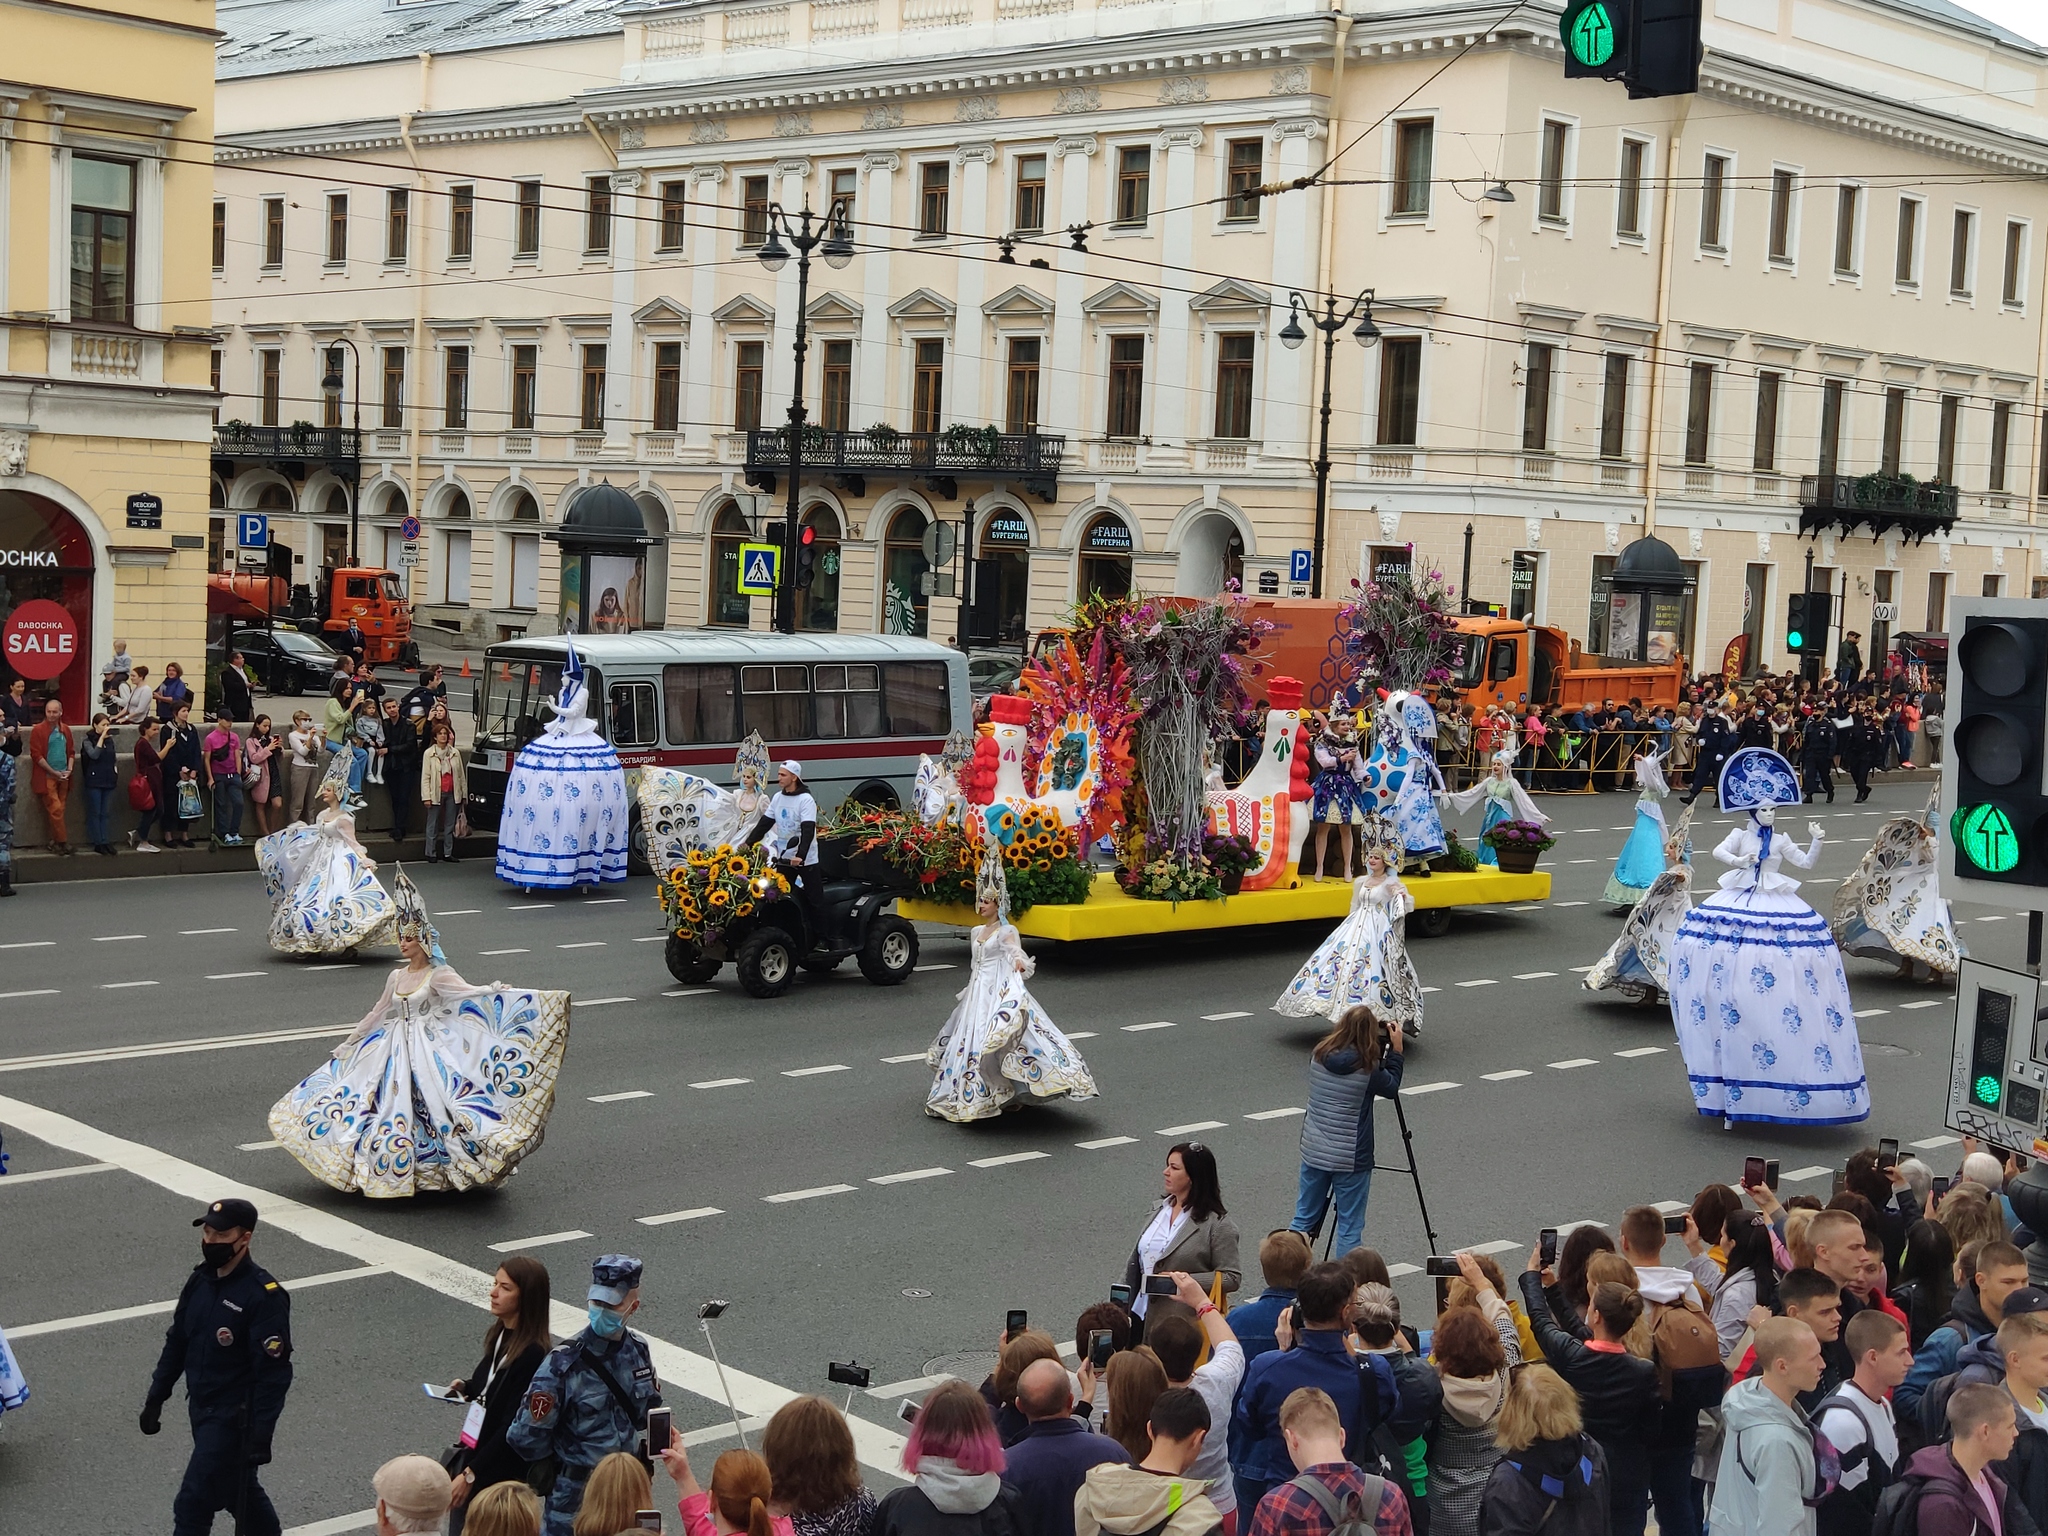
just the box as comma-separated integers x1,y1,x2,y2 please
1142,1274,1178,1298
1766,1159,1781,1191
1088,1329,1114,1369
1832,1169,1849,1199
647,1407,673,1457
421,1383,466,1404
1934,1175,1952,1199
1539,1228,1559,1268
1879,1137,1900,1171
1108,1283,1134,1308
1006,1309,1028,1336
1743,1156,1766,1189
636,1512,663,1532
1423,1255,1461,1278
898,1398,922,1425
1665,1213,1689,1236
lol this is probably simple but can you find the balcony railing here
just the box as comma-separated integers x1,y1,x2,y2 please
213,424,362,463
1799,472,1960,540
745,425,1066,501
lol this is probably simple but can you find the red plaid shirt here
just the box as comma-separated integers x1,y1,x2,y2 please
1247,1463,1412,1536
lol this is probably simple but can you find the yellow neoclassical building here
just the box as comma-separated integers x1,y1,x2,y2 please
1,0,219,720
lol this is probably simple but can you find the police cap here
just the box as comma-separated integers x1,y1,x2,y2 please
589,1254,644,1306
194,1197,259,1232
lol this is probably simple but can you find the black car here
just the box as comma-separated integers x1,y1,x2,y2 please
206,626,342,696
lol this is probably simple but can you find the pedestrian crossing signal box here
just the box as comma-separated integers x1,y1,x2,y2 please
736,542,781,596
1939,598,2048,910
1947,958,2048,1153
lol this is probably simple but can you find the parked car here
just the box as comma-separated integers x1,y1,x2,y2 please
206,625,343,696
968,650,1024,701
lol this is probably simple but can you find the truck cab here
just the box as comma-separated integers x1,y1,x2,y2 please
313,567,416,666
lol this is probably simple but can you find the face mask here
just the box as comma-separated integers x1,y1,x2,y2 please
587,1303,625,1338
202,1240,239,1269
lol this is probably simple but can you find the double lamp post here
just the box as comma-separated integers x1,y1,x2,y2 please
1278,288,1377,601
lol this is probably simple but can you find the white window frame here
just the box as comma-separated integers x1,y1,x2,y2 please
1831,180,1865,286
1103,138,1155,238
1533,113,1578,235
1519,336,1562,452
1765,162,1801,273
1381,112,1438,229
511,174,545,266
1613,132,1654,249
1212,129,1271,233
1096,323,1159,440
1696,147,1734,262
2003,217,2032,313
1950,203,1980,304
1894,192,1926,294
1682,359,1719,467
1200,322,1265,444
1365,328,1430,449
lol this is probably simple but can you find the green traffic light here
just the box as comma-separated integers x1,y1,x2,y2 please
1958,803,2022,874
1977,1073,2004,1106
1787,629,1804,650
1567,1,1616,66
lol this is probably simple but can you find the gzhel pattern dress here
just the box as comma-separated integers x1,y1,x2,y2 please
1273,871,1424,1033
1585,861,1695,1003
925,921,1096,1122
495,654,629,891
1667,823,1868,1126
269,964,571,1196
256,807,398,955
1833,815,1963,978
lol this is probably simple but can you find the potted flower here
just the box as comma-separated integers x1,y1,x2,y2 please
1482,819,1557,874
1202,831,1257,895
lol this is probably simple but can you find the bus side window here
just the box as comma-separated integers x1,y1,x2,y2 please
883,662,951,736
662,664,738,744
814,664,883,739
741,664,811,740
610,682,658,748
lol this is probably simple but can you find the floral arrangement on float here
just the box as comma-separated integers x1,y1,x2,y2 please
1339,561,1461,695
1481,819,1556,874
1201,832,1258,895
826,802,1090,916
657,842,791,943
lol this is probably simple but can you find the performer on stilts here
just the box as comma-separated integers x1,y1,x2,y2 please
1666,747,1868,1128
924,838,1097,1123
256,751,398,957
1584,801,1697,1004
268,869,572,1196
1274,815,1425,1039
495,636,630,894
1603,747,1671,909
1833,787,1962,984
1442,748,1545,867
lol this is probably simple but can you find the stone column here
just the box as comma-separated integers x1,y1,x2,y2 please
682,165,725,461
1046,136,1097,441
951,144,995,426
856,153,899,427
1263,119,1325,467
603,169,643,457
1145,128,1202,470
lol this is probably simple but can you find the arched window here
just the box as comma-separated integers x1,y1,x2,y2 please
444,490,471,520
709,503,752,626
256,483,293,512
974,506,1031,644
798,504,841,634
1078,511,1134,601
319,485,351,571
509,490,541,522
883,507,930,636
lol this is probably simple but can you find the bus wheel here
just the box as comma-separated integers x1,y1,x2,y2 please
1414,908,1452,938
844,781,899,813
859,916,919,985
665,935,720,985
735,927,798,998
627,810,654,877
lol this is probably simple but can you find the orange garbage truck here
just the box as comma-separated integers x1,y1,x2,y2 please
207,566,417,667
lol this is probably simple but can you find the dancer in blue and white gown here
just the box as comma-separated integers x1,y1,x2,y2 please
925,841,1097,1123
1274,817,1425,1038
256,753,398,956
637,732,770,879
1442,749,1545,866
1603,748,1671,908
1833,788,1962,983
1366,693,1448,870
1584,802,1696,1004
269,870,571,1196
1667,747,1868,1127
496,636,629,892
0,1322,26,1429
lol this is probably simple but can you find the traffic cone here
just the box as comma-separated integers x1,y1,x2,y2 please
460,657,471,678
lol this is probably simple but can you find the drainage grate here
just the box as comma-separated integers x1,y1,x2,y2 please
923,1349,999,1382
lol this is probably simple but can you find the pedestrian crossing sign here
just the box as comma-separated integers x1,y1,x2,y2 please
737,542,781,596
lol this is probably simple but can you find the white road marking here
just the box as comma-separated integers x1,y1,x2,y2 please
180,928,238,936
1507,905,1544,913
1782,1165,1834,1182
433,910,483,917
763,1184,857,1203
205,971,269,981
1420,986,1442,994
100,980,158,989
1654,1200,1691,1214
93,934,146,942
1244,1107,1305,1121
238,1140,281,1151
284,1512,377,1535
583,898,628,906
558,941,607,950
870,1168,952,1185
881,1053,927,1064
1456,979,1499,988
1203,1011,1254,1021
1978,915,2010,922
0,990,59,1000
477,948,532,956
487,1229,592,1253
1464,1239,1523,1255
1514,971,1559,980
580,997,635,1007
663,989,716,998
505,904,555,912
1387,1263,1422,1278
0,941,54,950
1911,1135,1960,1149
866,1374,954,1398
1159,1120,1227,1136
1615,1046,1667,1058
0,1161,115,1186
636,1207,723,1226
1853,1008,1889,1018
1401,1081,1460,1096
1899,1000,1949,1010
1549,1058,1598,1069
1067,1031,1099,1039
1078,1136,1139,1149
300,963,357,972
9,1265,389,1340
0,1023,348,1075
690,1077,752,1089
1568,860,1598,865
0,1095,909,1475
1569,965,1598,972
783,1064,850,1077
913,963,957,972
1482,1070,1532,1082
589,1090,654,1103
1554,901,1590,908
969,1151,1050,1168
1123,1021,1177,1032
635,936,667,943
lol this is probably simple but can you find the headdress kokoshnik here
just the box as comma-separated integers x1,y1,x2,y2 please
392,865,446,964
975,832,1010,918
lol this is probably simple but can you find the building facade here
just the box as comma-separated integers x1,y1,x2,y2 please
2,0,220,718
210,0,2048,678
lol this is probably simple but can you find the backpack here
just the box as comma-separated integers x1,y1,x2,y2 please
1499,1447,1598,1529
1918,1347,2001,1445
1813,1388,1898,1534
1346,1352,1405,1484
1649,1295,1729,1410
1289,1471,1387,1536
1867,1470,1936,1536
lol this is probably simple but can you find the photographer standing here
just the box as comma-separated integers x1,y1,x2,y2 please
140,1198,294,1536
1288,1006,1406,1260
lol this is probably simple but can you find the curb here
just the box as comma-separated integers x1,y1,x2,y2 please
10,832,501,886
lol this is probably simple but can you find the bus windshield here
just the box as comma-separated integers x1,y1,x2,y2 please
479,659,564,742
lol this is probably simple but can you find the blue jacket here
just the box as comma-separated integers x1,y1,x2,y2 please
1000,1416,1129,1536
1300,1047,1404,1175
1896,1282,1994,1423
1229,1287,1298,1363
1228,1328,1374,1494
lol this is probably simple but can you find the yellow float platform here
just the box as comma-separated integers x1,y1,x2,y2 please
898,868,1551,941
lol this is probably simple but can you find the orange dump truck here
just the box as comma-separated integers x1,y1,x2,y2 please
207,566,416,667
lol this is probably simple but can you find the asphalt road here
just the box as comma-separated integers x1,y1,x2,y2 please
0,777,2014,1535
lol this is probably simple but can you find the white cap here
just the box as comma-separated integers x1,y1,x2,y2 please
780,759,803,777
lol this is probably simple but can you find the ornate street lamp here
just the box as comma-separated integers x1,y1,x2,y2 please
1278,289,1377,600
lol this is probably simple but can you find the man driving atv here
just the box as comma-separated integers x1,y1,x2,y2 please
744,760,823,946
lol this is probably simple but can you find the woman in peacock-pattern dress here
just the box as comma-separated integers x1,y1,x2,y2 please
257,770,399,957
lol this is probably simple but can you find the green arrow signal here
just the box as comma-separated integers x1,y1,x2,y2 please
1959,802,2022,874
1568,2,1616,67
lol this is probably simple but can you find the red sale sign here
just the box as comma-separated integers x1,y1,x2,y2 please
2,599,80,681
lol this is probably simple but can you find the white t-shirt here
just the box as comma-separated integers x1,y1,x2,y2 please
1815,1384,1898,1493
766,790,820,865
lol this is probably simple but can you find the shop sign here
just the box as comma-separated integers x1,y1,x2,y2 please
1083,516,1133,555
984,512,1031,546
0,550,59,569
1257,568,1280,595
2,599,80,680
125,493,164,530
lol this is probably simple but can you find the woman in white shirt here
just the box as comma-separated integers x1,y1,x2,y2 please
117,665,156,724
1119,1142,1241,1336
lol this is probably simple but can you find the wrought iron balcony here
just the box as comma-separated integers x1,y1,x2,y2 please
1799,472,1959,542
213,423,362,475
744,425,1066,503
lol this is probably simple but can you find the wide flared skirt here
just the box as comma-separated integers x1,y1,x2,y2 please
268,988,571,1196
495,739,630,888
257,824,398,955
1585,870,1693,1000
925,970,1097,1123
1273,905,1424,1030
1475,799,1509,867
1667,889,1868,1125
1312,774,1366,826
1392,778,1447,860
1604,809,1669,906
1839,861,1964,976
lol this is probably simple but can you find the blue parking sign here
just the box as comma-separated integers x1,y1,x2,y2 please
1289,548,1314,584
238,513,269,548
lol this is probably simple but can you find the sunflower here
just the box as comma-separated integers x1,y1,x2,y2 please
996,809,1017,833
668,869,688,888
1034,858,1052,873
735,901,754,918
726,856,750,876
709,889,731,907
773,872,791,892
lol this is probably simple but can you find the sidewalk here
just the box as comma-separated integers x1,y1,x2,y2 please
9,825,501,886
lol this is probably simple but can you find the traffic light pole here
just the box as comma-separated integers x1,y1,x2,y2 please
1802,546,1819,684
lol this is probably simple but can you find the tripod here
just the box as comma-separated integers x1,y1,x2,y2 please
1316,1086,1441,1261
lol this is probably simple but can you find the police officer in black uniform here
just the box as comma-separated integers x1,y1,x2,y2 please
141,1198,294,1536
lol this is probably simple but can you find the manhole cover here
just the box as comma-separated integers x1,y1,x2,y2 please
902,1288,932,1299
923,1349,999,1381
1864,1042,1916,1057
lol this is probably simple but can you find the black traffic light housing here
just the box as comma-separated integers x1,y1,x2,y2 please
1785,591,1834,657
1944,608,2048,896
794,522,818,590
1560,0,1700,98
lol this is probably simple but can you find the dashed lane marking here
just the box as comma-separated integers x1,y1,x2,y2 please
558,941,607,950
0,990,59,1000
1068,1031,1099,1039
969,1151,1050,1168
1568,859,1599,865
1654,1200,1691,1214
1508,905,1544,912
634,936,667,943
1401,1081,1460,1096
1244,1107,1304,1120
1465,1240,1523,1255
1978,915,2010,923
1456,979,1499,988
433,910,482,917
580,997,634,1007
1123,1021,1177,1032
1549,1058,1599,1069
206,972,269,981
913,964,957,972
300,964,357,972
1615,1047,1666,1058
1078,1136,1139,1150
583,899,628,906
1912,1135,1960,1149
763,1184,857,1203
238,1140,281,1151
1420,986,1442,994
662,989,716,998
1203,1011,1254,1021
870,1168,952,1185
0,942,54,950
9,1265,389,1341
1783,1165,1834,1183
0,1024,348,1074
504,904,555,912
1554,901,1590,908
881,1053,928,1064
636,1208,723,1226
0,1161,115,1186
782,1064,850,1077
1515,971,1559,980
93,935,146,942
1569,965,1598,972
589,1090,655,1103
1899,1000,1949,1010
1387,1263,1422,1278
690,1078,752,1089
1853,1008,1889,1018
488,1229,592,1252
1482,1070,1532,1082
180,928,237,936
1159,1120,1227,1136
100,981,158,990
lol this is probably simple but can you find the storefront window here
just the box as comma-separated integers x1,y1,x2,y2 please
709,503,752,627
1078,512,1134,601
884,508,930,636
974,507,1031,644
0,491,95,721
797,504,841,633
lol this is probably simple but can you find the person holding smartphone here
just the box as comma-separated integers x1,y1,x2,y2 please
1119,1142,1240,1335
1286,1006,1406,1262
445,1257,553,1533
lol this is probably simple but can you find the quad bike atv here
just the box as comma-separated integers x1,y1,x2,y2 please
663,837,920,998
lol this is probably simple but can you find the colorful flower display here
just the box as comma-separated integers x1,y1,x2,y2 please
656,841,792,944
